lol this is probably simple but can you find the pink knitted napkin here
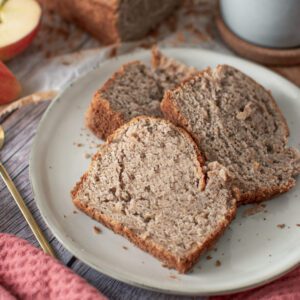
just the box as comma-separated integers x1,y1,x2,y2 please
211,266,300,300
0,233,107,300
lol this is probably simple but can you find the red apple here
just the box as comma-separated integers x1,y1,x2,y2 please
0,61,21,104
0,0,42,61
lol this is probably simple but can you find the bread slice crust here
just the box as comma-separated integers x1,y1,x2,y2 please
85,90,125,140
73,194,236,273
72,116,237,272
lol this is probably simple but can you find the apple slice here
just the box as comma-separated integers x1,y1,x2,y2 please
0,0,42,61
0,61,21,104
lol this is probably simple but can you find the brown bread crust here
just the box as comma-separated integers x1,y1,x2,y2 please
86,50,199,140
85,92,125,140
239,180,295,205
71,116,237,273
73,195,235,273
161,80,295,205
85,61,143,140
41,0,120,44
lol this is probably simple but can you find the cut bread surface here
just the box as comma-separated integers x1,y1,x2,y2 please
86,61,163,139
117,1,180,42
151,46,198,91
86,49,197,140
161,65,300,204
72,117,237,272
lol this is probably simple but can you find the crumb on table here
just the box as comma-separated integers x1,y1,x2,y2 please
206,255,212,260
122,246,128,250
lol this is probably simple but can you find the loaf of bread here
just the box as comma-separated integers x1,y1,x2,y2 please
72,117,237,273
161,65,300,204
86,48,197,140
42,0,180,44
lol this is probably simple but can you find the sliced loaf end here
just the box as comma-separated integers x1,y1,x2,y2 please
72,116,237,272
117,1,180,41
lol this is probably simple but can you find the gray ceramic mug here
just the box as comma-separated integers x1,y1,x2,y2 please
220,0,300,48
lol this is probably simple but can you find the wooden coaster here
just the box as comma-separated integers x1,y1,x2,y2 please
215,14,300,66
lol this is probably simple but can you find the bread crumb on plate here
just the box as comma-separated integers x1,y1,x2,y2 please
93,226,102,234
243,203,266,217
277,224,286,229
215,260,221,267
84,153,91,159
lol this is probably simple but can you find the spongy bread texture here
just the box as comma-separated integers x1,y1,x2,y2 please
72,117,237,273
86,48,197,140
151,46,198,91
161,65,300,204
86,61,163,140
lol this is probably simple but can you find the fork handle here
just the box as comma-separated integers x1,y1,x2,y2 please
0,162,56,258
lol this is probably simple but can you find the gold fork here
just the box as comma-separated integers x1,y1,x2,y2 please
0,125,56,257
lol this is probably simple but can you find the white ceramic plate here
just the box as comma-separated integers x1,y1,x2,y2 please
30,48,300,296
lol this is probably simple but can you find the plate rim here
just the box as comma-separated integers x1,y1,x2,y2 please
29,47,300,296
